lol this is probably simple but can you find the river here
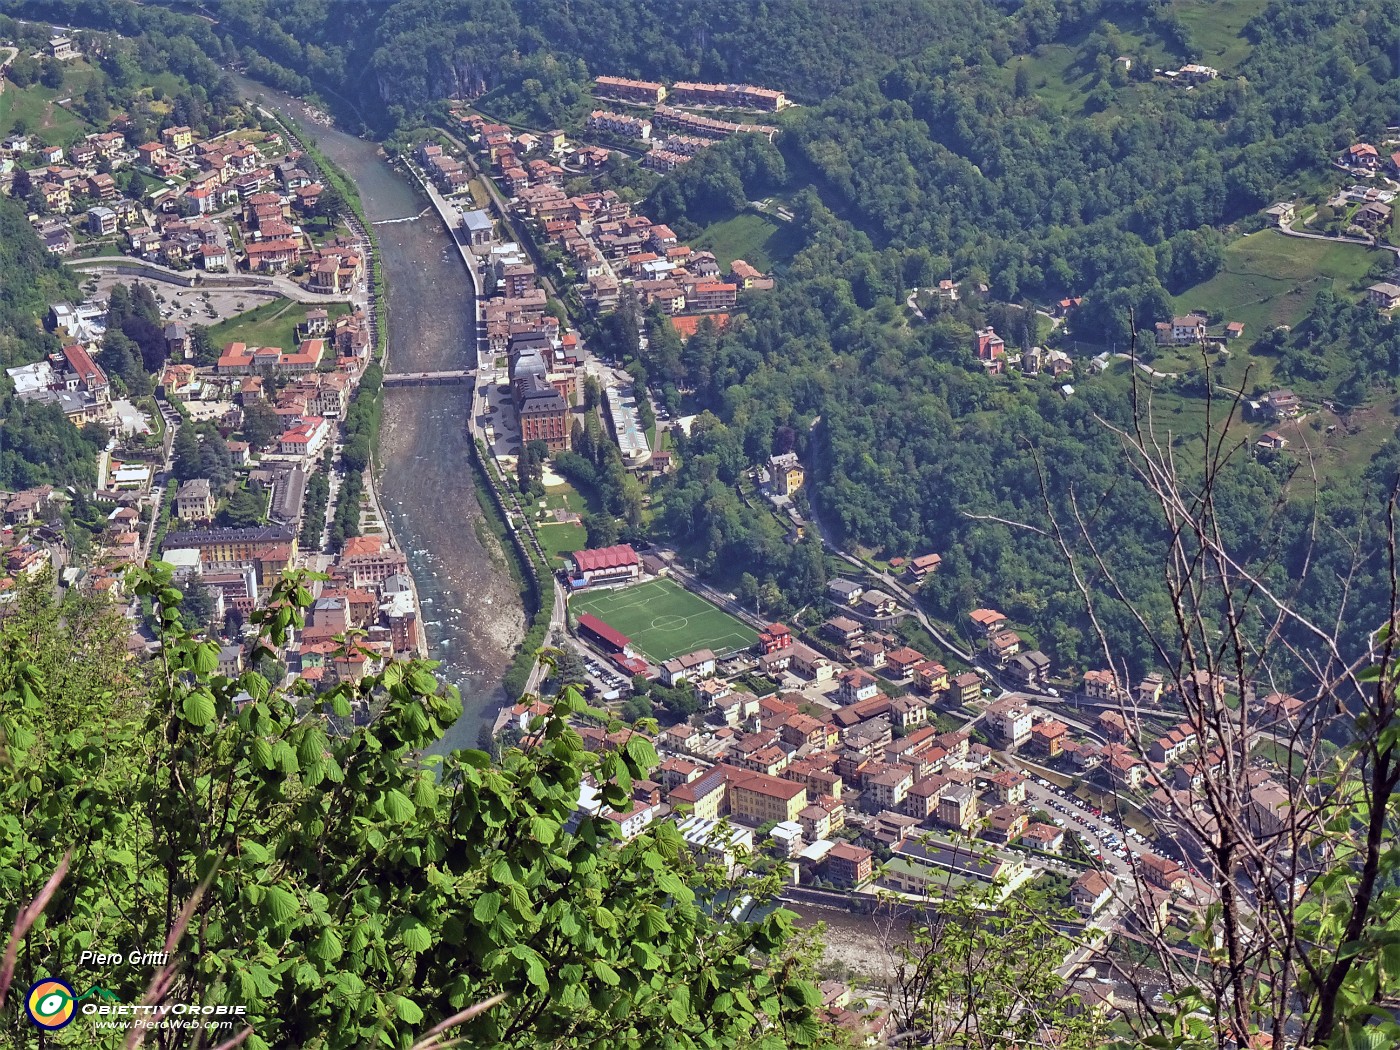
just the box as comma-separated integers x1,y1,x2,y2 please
231,75,524,753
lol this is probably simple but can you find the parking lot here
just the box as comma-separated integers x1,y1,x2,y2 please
80,272,281,327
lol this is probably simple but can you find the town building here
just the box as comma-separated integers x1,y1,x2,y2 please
1368,282,1400,311
659,648,716,687
175,478,215,522
593,76,667,105
1071,871,1115,917
826,842,874,888
768,452,803,496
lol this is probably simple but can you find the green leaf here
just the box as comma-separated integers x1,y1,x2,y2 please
310,928,343,965
272,739,299,774
624,734,658,773
193,641,220,675
262,885,299,926
513,945,549,991
398,917,432,953
473,892,502,924
395,995,424,1025
595,906,616,930
182,691,216,727
382,788,415,823
592,959,621,986
297,726,328,766
527,814,557,845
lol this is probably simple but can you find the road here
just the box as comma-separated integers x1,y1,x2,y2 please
1273,214,1400,259
65,256,362,304
140,400,181,562
523,576,570,697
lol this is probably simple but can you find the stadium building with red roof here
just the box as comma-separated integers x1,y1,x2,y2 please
567,544,641,587
576,613,634,658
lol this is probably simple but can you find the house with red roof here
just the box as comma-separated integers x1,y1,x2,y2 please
687,281,737,313
757,622,792,654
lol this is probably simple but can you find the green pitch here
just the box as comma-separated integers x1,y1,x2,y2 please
570,578,758,663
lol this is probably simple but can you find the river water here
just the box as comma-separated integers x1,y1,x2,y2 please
232,75,524,753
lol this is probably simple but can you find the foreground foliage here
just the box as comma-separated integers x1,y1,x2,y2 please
1,567,832,1049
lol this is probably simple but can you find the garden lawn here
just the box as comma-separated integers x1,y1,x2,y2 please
570,578,757,662
207,298,352,352
536,521,588,568
693,211,802,272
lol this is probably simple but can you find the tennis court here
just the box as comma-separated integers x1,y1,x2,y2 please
570,578,757,663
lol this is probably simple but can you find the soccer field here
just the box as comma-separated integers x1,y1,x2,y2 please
570,579,758,663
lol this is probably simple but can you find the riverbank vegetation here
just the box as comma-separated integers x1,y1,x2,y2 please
472,438,552,702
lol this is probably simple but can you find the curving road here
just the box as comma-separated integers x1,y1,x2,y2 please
1272,215,1400,259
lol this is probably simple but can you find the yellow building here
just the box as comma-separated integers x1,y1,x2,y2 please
669,768,726,821
769,452,804,497
728,766,808,825
162,125,194,151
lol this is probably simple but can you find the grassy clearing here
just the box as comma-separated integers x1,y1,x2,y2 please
536,521,588,567
1175,0,1269,71
0,61,101,141
693,211,803,272
1173,230,1384,335
570,578,757,662
207,298,352,351
1006,45,1095,112
1165,230,1389,387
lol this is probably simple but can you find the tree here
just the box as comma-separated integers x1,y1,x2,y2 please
882,875,1104,1047
241,400,282,450
1,568,833,1050
9,165,32,201
199,429,235,486
583,375,602,411
1013,63,1031,98
315,182,348,220
39,57,64,89
1024,371,1400,1048
219,482,267,526
171,424,202,481
583,510,620,548
189,324,218,365
342,435,372,474
177,580,218,633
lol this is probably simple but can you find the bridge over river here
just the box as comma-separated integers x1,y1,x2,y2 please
380,369,475,387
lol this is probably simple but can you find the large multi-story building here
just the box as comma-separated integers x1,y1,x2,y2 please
668,81,789,111
727,766,808,825
568,544,641,587
162,525,296,588
826,842,874,887
338,535,410,588
594,76,666,105
517,375,570,452
985,698,1033,749
176,478,215,522
586,110,653,140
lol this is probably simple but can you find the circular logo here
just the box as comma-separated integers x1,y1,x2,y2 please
26,978,77,1030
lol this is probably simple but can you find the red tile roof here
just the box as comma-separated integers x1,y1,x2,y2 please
578,613,631,651
572,544,639,573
